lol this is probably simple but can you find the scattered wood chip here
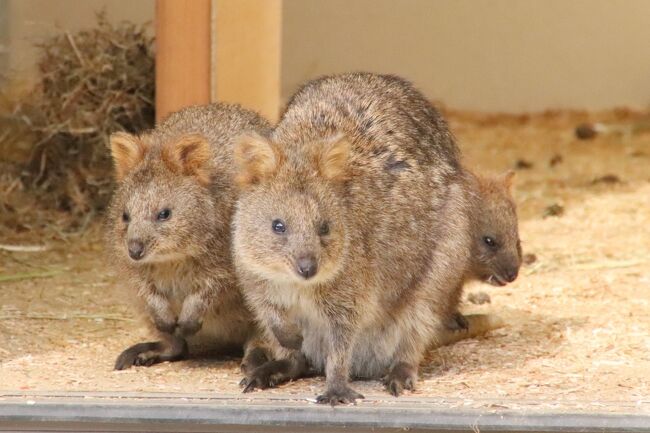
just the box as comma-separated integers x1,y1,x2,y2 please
467,291,491,305
549,154,563,167
523,253,538,265
591,174,621,185
543,203,564,218
514,159,533,170
575,122,600,139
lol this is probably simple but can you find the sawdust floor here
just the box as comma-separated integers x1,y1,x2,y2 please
1,110,649,414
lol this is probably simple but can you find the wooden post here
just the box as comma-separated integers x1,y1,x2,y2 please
155,0,211,122
213,0,283,122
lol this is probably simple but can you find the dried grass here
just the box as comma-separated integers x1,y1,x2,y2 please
0,12,154,215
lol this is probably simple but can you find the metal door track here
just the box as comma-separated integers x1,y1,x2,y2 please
1,391,648,433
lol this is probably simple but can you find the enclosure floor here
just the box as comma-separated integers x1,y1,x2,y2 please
1,110,649,415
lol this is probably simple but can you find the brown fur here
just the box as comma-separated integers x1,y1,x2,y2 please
467,170,521,285
314,134,351,181
160,134,213,185
234,132,283,186
110,132,149,181
232,73,472,404
107,103,272,370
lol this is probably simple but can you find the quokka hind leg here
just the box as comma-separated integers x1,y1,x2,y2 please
382,325,430,397
114,334,188,370
382,314,505,394
241,350,310,392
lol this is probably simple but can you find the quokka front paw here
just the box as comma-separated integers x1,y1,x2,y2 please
316,385,364,406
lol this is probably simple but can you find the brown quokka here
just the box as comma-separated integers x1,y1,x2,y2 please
444,169,522,331
107,103,271,371
232,72,475,404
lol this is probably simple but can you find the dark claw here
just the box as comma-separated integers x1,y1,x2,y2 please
315,386,364,406
241,358,300,393
385,375,414,397
114,352,138,371
387,380,400,397
243,375,266,393
383,362,417,397
242,369,282,393
135,354,158,367
446,312,469,331
241,368,272,393
114,342,161,370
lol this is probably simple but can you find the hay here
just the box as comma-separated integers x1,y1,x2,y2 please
0,12,154,215
0,244,48,252
0,269,63,283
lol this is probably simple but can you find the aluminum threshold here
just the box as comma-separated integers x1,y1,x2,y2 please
0,392,648,433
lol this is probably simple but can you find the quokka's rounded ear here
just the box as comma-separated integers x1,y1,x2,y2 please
502,170,516,191
161,134,212,185
317,133,350,181
110,132,148,181
233,132,280,187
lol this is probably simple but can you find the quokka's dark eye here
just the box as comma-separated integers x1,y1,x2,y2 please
122,212,130,223
157,208,172,221
272,219,286,234
483,236,496,248
319,222,330,236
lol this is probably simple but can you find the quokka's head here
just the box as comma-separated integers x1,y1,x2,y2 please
232,132,350,286
472,171,522,286
108,131,215,264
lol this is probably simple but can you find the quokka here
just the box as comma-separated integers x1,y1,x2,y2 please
107,103,271,373
232,72,479,404
444,168,522,331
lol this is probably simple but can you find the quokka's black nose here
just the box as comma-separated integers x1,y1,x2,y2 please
128,240,145,260
296,256,318,279
505,268,519,282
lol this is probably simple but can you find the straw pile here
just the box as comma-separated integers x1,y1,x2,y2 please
0,12,154,215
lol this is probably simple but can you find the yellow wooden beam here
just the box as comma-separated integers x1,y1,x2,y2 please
213,0,282,122
155,0,212,122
